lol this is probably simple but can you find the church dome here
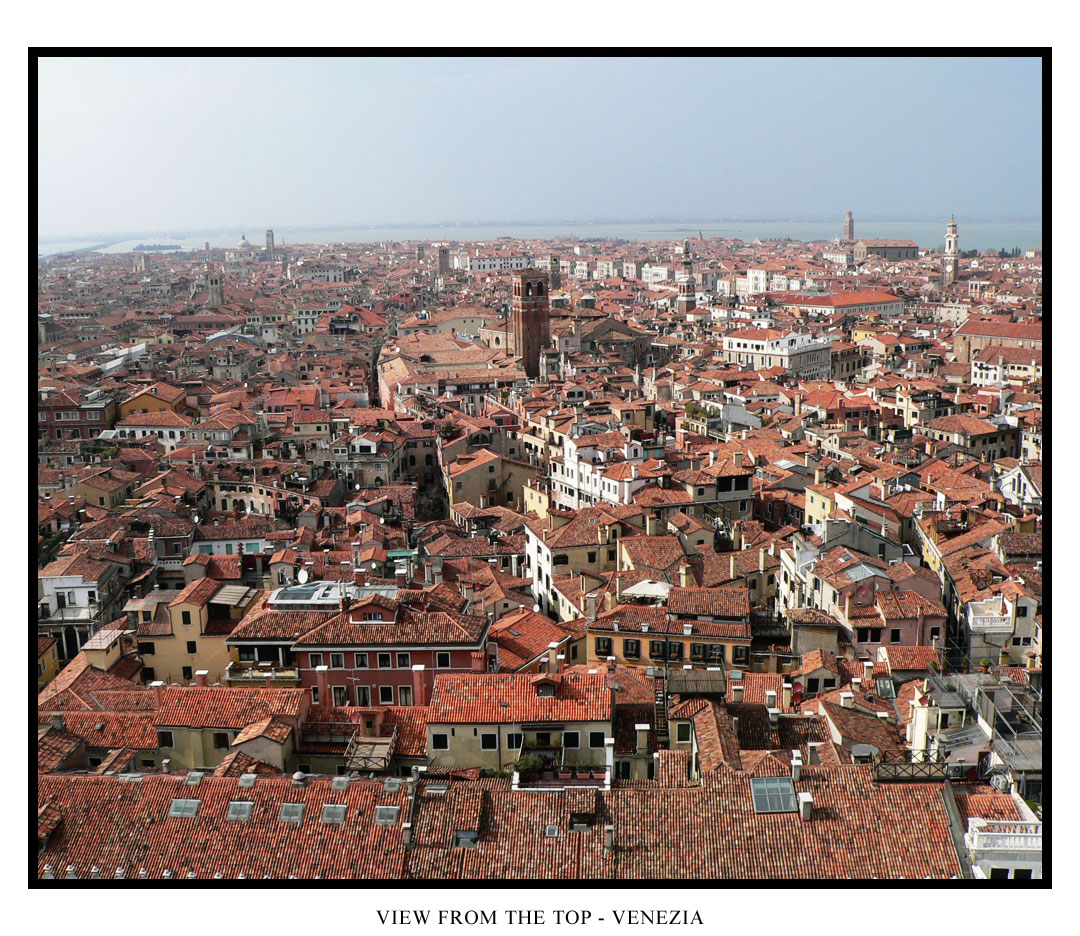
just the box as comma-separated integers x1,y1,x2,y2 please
237,234,252,248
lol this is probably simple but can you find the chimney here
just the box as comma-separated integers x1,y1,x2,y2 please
791,751,803,781
646,514,658,536
863,659,874,682
615,575,623,602
315,664,329,703
354,568,367,586
758,547,767,572
150,680,165,707
547,642,560,673
732,715,740,734
195,670,209,687
470,651,484,672
161,758,171,774
634,723,650,755
678,562,692,588
844,591,852,620
765,689,777,709
729,554,737,580
814,466,825,485
586,593,598,621
603,591,615,612
603,824,615,856
733,452,743,468
396,568,407,586
402,822,413,848
411,664,426,706
732,684,744,703
840,692,854,709
50,713,64,732
782,682,792,710
798,791,813,822
292,770,306,788
767,707,780,728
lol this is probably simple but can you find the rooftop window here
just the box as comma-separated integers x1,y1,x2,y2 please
279,803,305,824
168,798,201,818
374,806,401,826
454,830,479,849
321,804,347,825
749,777,798,814
226,801,254,821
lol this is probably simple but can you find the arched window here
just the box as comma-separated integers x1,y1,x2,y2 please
536,281,545,296
526,282,533,297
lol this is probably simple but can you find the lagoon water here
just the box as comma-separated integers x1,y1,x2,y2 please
38,219,1042,257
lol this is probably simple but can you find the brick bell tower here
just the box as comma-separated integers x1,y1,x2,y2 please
511,269,550,379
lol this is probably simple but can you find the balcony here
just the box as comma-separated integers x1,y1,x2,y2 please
968,612,1013,633
965,819,1042,855
224,662,301,684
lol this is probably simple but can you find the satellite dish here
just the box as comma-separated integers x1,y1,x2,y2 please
355,483,361,490
379,517,385,525
532,604,540,613
297,568,309,584
192,514,200,525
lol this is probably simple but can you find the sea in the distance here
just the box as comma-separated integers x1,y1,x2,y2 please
37,220,1042,257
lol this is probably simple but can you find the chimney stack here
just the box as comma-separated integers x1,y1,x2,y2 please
586,593,598,621
730,554,737,580
765,689,777,709
798,791,813,822
840,692,854,709
782,682,792,710
603,824,615,856
634,723,650,755
315,664,329,703
679,562,692,588
734,452,743,468
470,651,485,672
863,659,874,682
161,758,171,774
150,680,165,708
50,713,64,732
767,707,780,728
814,466,825,485
547,642,560,673
411,664,426,706
195,670,209,687
732,683,744,703
292,770,306,788
758,547,767,572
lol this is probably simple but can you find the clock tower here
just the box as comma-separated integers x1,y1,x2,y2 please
943,215,959,286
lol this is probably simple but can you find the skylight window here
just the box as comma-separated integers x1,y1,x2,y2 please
279,803,305,824
454,830,479,849
750,777,798,814
545,824,559,838
226,801,254,821
374,806,401,826
168,798,201,818
321,804,347,825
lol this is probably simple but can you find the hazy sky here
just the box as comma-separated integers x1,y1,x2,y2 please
37,56,1043,236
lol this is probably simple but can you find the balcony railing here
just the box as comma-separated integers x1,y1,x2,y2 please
225,664,300,683
969,613,1013,633
965,820,1042,853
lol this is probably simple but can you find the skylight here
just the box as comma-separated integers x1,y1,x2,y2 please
374,806,401,826
545,824,559,838
168,798,201,818
454,830,479,849
226,801,254,821
279,803,305,823
749,777,798,814
321,804,347,825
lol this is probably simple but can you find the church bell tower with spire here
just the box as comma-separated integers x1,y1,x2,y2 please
943,216,959,286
